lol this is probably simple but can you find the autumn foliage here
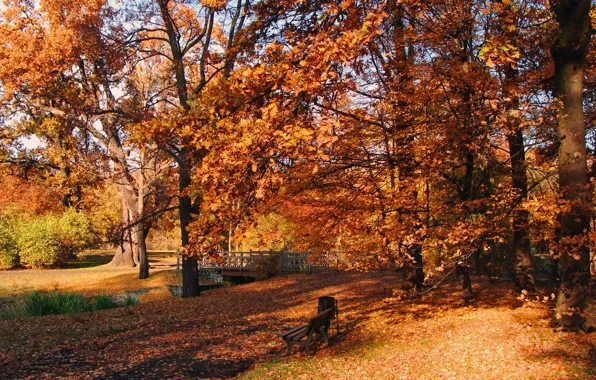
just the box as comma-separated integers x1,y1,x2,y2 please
0,0,594,332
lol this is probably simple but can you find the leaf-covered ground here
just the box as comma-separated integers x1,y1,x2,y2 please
0,271,594,379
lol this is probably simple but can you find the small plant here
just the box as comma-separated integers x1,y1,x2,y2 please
0,302,25,319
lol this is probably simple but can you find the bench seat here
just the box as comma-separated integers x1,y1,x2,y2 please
280,308,333,355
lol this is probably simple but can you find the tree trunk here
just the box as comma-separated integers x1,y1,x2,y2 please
402,243,424,292
550,0,592,331
473,249,482,275
137,149,149,279
108,245,135,267
179,156,200,298
457,262,475,305
137,222,149,279
109,200,135,267
391,3,425,291
412,243,424,291
508,130,535,293
498,1,536,294
109,187,149,277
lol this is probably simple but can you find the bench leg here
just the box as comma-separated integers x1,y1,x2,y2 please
320,327,329,345
305,332,313,356
286,341,295,356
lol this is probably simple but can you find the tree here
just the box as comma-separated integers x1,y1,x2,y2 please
549,0,593,331
117,0,254,296
490,0,537,293
0,0,173,279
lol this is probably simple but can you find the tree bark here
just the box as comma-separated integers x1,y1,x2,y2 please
137,151,149,279
550,0,592,331
137,222,149,279
390,2,425,290
108,185,149,278
508,130,535,293
179,154,200,298
109,200,136,267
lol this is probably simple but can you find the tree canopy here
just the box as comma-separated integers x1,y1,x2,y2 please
0,0,594,330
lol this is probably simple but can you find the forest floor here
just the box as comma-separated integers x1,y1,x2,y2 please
0,268,595,379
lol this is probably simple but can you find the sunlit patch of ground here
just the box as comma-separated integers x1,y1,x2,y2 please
0,251,179,297
0,271,594,379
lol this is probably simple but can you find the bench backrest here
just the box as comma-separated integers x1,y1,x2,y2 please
307,308,333,333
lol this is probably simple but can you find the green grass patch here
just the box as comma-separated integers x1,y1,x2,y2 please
240,357,324,380
0,291,138,319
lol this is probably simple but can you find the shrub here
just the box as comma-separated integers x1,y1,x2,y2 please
0,215,19,268
16,217,63,268
8,209,95,268
58,208,95,258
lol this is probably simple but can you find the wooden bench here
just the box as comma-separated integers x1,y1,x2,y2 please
280,308,333,356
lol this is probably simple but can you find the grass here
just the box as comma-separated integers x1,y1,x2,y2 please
61,251,114,269
0,250,180,298
241,357,324,380
0,291,138,319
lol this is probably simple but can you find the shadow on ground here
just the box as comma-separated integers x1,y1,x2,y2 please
1,270,594,379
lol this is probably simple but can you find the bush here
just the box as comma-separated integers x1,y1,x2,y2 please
5,208,95,268
58,208,95,258
0,215,19,268
16,217,63,268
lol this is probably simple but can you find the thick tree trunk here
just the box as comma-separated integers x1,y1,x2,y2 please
109,200,135,267
109,187,149,278
179,157,200,298
550,0,592,331
108,245,135,267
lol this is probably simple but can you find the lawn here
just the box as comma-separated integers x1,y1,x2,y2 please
0,268,594,379
0,250,179,298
